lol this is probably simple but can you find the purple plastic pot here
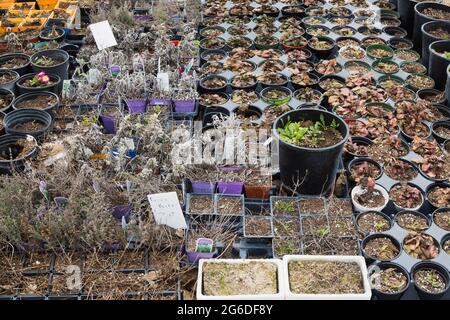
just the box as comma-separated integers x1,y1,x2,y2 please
150,98,172,106
126,99,147,114
217,181,244,194
185,249,216,263
102,243,124,252
111,205,131,221
99,114,117,134
110,65,120,77
191,181,217,193
218,165,244,172
173,99,196,112
134,15,152,21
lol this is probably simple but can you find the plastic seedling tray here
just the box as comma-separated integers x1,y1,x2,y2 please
196,258,284,300
282,255,372,300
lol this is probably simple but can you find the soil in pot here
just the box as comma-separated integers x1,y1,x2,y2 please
33,55,64,67
367,47,393,59
273,237,301,256
13,120,46,133
401,62,427,74
344,139,369,157
428,186,450,208
373,61,399,74
370,267,408,294
428,28,450,39
422,8,450,20
340,46,366,60
301,216,329,237
216,196,243,215
316,59,342,75
202,51,226,62
347,120,369,137
362,37,387,48
390,184,423,209
364,236,400,261
434,209,450,231
15,94,57,110
273,218,300,237
201,76,227,90
414,268,447,294
406,74,435,90
188,196,214,215
434,125,450,140
384,159,417,181
357,212,391,234
199,93,228,106
0,57,29,70
231,90,258,106
404,232,439,260
299,198,325,215
245,216,272,237
277,114,343,148
0,72,17,85
294,87,322,103
329,216,356,238
202,261,278,296
387,86,416,101
337,38,361,48
367,137,409,163
328,198,353,218
288,261,365,294
0,137,36,161
272,198,299,216
395,50,420,62
257,72,287,86
354,181,387,209
231,73,256,88
0,91,13,110
350,161,382,183
200,62,224,76
291,72,318,87
444,239,450,254
263,104,292,127
417,156,450,181
396,212,429,232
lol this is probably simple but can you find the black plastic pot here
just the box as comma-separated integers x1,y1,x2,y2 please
230,75,258,92
39,27,66,42
15,73,61,95
273,109,349,195
429,40,450,90
30,49,70,81
0,134,37,173
308,37,336,60
198,75,228,93
59,44,80,58
348,157,383,181
343,136,373,161
0,53,31,76
200,49,227,65
361,233,402,264
411,261,450,300
427,182,450,209
413,2,450,51
12,91,60,114
0,70,20,93
383,26,408,38
418,88,447,105
368,262,411,300
422,21,450,69
432,120,450,143
0,88,14,113
4,109,53,139
203,106,230,127
388,37,414,50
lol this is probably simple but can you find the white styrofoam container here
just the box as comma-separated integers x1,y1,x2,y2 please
283,255,372,300
196,259,285,300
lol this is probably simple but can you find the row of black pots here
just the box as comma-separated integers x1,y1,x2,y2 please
0,71,62,96
428,40,450,91
0,89,59,115
421,20,450,69
0,134,38,174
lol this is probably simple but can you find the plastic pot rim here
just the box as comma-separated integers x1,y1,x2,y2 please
30,49,69,69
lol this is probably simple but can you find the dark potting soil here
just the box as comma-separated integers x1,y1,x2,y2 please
0,92,13,109
435,126,450,139
273,237,301,256
0,73,17,84
344,140,369,157
14,120,46,132
414,269,447,294
279,120,343,149
245,216,272,237
0,57,28,69
288,261,365,294
301,216,329,237
328,216,356,237
421,92,445,104
358,212,391,234
355,188,386,208
434,209,450,231
16,95,57,110
429,28,450,39
216,197,243,215
34,55,64,67
390,184,423,209
422,8,450,20
328,198,353,218
273,199,299,216
428,186,450,208
0,138,35,160
368,139,408,163
396,212,429,232
364,237,400,260
402,122,430,138
189,196,214,214
299,198,325,215
273,218,300,237
384,160,417,181
403,233,439,260
351,161,381,182
370,267,408,294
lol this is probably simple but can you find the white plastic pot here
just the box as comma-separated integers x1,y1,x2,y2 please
351,184,389,213
283,255,372,300
196,259,285,300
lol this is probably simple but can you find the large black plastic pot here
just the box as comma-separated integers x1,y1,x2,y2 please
30,49,70,81
0,88,14,113
0,70,20,93
413,2,450,51
398,0,418,37
0,134,37,173
429,40,450,90
15,73,61,95
422,21,450,69
411,261,450,300
0,53,31,76
12,91,60,114
4,109,53,139
368,262,411,300
273,109,349,195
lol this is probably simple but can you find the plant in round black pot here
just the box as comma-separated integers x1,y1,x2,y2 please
413,2,450,51
30,49,70,81
411,261,450,299
368,262,410,300
39,26,66,42
0,53,31,76
273,109,349,195
421,21,450,68
0,70,20,92
4,109,53,139
0,88,14,113
429,40,450,90
12,91,59,114
0,134,37,174
16,72,61,95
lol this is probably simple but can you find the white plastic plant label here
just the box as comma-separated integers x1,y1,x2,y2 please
156,72,170,92
148,192,187,229
89,20,117,50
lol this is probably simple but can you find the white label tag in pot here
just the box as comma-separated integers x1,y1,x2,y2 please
89,20,117,50
156,72,170,92
148,192,187,229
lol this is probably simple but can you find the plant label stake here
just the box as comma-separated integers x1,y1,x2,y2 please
147,192,187,229
89,21,117,51
195,238,214,253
